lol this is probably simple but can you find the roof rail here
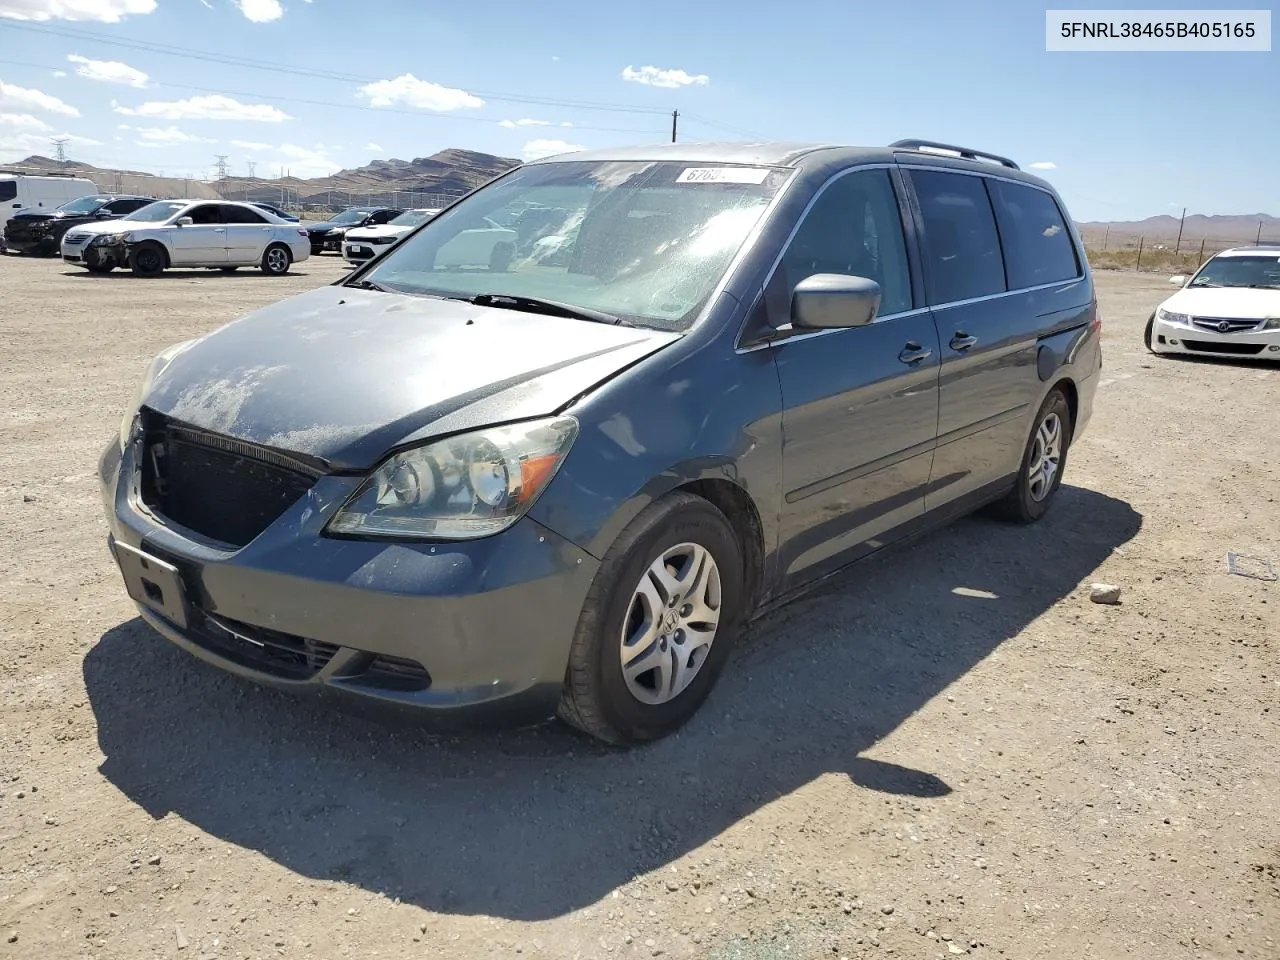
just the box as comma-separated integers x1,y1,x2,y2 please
889,139,1019,170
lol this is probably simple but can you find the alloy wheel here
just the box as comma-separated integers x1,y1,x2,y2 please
619,542,722,705
1027,411,1062,502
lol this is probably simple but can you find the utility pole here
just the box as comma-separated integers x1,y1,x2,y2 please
1174,206,1187,254
51,137,70,163
1258,221,1264,245
214,155,230,180
671,110,678,143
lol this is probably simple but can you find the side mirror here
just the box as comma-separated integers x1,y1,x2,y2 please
176,216,194,227
96,211,115,219
1169,274,1188,285
791,274,882,330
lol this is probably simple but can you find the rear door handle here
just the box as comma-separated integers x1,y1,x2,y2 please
950,332,978,351
898,341,932,365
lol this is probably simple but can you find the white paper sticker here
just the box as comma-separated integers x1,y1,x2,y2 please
676,167,771,185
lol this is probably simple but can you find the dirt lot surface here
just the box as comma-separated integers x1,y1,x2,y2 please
0,254,1276,960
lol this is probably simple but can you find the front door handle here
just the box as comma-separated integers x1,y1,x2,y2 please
898,341,932,365
950,332,978,351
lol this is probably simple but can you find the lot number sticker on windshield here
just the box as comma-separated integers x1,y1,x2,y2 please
676,167,771,185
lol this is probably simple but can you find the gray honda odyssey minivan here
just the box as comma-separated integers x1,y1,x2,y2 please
100,138,1101,745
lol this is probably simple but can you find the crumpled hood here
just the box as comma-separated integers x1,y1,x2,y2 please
142,285,681,470
1163,286,1280,319
344,224,411,241
61,219,137,238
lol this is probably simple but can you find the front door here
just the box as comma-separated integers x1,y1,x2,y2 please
168,203,226,264
773,166,941,587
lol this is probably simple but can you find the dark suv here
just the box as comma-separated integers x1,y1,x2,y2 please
305,207,403,255
4,194,156,256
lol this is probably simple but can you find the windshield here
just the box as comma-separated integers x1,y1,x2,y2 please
389,209,434,227
1189,254,1280,289
57,195,107,215
360,160,790,331
125,200,189,223
330,209,372,225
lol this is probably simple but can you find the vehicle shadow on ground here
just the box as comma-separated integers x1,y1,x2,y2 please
62,269,317,280
84,485,1140,921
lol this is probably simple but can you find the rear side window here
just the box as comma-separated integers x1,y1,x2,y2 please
988,180,1080,288
910,170,1006,304
113,199,150,215
0,181,16,202
220,204,267,224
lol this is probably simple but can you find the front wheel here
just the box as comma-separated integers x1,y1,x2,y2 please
558,492,744,746
991,388,1073,524
261,244,291,276
84,247,114,273
128,242,166,277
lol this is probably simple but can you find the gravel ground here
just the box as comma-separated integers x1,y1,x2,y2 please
0,254,1276,960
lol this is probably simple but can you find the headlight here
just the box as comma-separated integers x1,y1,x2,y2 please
326,416,579,540
1157,308,1189,325
118,339,197,449
1263,317,1280,330
92,232,127,245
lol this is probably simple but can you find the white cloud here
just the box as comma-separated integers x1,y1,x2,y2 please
358,73,483,111
232,0,281,22
226,140,342,177
51,70,67,78
0,128,99,162
1028,161,1057,170
499,118,550,129
67,53,148,88
231,138,272,150
621,65,709,89
114,94,291,122
0,112,53,131
132,125,214,147
0,0,155,22
365,141,384,152
551,55,560,62
0,80,80,116
523,138,583,161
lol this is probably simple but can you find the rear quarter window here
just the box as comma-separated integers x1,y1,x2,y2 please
0,181,16,202
988,179,1081,288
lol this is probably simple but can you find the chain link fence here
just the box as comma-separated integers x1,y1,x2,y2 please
1081,227,1280,273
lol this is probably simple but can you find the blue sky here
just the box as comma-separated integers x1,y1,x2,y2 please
0,0,1275,221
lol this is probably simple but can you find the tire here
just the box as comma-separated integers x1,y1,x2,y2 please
84,247,114,273
261,244,292,276
128,242,166,277
558,492,745,746
990,388,1073,524
1143,313,1156,353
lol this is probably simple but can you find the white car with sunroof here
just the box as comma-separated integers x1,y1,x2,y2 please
1146,246,1280,360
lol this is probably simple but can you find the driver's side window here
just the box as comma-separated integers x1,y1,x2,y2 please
186,204,222,226
765,168,913,322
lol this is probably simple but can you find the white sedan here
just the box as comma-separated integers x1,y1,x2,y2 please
60,199,312,276
342,208,440,265
1146,246,1280,360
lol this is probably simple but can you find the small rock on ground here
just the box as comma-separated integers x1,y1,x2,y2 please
1090,583,1122,604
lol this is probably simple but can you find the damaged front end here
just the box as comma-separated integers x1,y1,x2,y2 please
65,231,129,270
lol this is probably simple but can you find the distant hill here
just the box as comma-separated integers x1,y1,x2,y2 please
3,148,522,212
1077,213,1280,245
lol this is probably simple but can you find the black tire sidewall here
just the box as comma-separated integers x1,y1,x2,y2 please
262,244,290,275
130,243,164,276
1012,390,1073,522
1144,313,1155,351
582,499,743,743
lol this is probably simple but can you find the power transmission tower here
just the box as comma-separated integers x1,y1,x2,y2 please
51,137,70,163
246,161,257,178
213,154,230,180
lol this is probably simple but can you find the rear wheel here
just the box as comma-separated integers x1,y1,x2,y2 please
558,492,744,746
128,242,166,277
991,388,1073,524
261,244,291,276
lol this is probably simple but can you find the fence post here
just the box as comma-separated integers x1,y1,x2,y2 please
1136,236,1143,271
1198,238,1205,263
1103,226,1109,251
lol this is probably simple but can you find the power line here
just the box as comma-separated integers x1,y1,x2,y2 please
2,21,674,116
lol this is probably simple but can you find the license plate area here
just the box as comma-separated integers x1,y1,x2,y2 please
114,541,190,630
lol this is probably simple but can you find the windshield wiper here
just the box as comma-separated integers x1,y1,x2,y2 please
350,278,391,292
459,292,623,325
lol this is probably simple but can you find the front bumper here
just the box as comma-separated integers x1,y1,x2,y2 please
98,436,600,729
3,233,57,255
342,241,387,263
1151,316,1280,360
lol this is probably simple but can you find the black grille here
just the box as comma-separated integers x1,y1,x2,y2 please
1181,340,1266,356
139,412,320,547
202,613,338,678
364,654,432,691
1190,317,1260,334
